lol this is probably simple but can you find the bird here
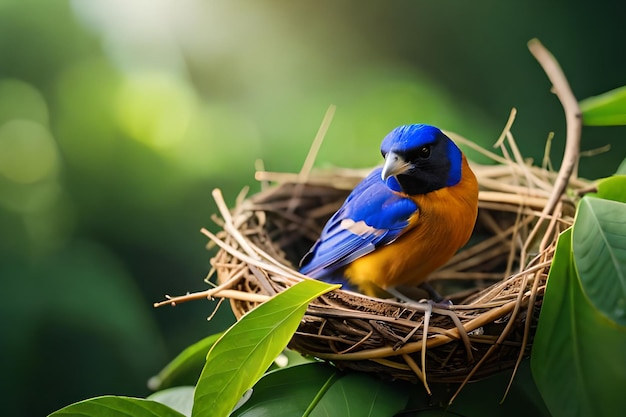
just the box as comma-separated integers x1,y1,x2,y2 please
299,124,479,299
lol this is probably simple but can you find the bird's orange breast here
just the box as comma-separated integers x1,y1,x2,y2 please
343,157,478,296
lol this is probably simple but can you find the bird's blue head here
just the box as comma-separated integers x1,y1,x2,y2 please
380,124,463,195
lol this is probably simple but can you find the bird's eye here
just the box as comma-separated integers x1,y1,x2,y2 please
417,145,431,158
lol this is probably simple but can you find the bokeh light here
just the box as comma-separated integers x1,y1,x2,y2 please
116,71,195,152
0,78,49,126
0,119,58,185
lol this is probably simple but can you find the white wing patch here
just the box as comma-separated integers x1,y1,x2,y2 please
340,219,384,237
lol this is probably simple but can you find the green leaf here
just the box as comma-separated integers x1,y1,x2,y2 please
270,347,315,370
532,228,626,417
573,197,626,325
48,396,185,417
239,362,547,417
616,158,626,175
309,371,411,417
148,387,195,417
441,359,550,417
579,85,626,126
192,279,339,417
589,175,626,204
149,333,222,391
231,362,338,417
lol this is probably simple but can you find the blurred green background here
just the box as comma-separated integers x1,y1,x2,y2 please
0,1,624,415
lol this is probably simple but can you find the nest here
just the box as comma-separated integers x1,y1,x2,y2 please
193,117,589,395
154,41,590,397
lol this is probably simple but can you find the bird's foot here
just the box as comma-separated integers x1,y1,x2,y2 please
385,288,452,313
386,287,452,310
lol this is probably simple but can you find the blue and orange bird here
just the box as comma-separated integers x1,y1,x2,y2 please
299,124,479,299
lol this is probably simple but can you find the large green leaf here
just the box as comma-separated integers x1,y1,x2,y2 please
192,279,339,417
579,85,626,126
308,371,412,417
589,175,626,204
438,359,550,417
148,387,195,417
532,228,626,417
573,197,626,325
237,360,548,417
231,362,338,417
48,396,185,417
149,333,222,391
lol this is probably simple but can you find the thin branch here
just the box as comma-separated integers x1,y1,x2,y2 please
493,107,518,148
298,104,336,183
520,39,581,283
524,39,582,250
288,105,336,213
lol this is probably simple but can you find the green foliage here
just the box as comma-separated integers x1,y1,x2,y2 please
580,86,626,126
573,197,626,324
532,190,626,417
148,387,195,417
192,279,338,417
49,396,185,417
439,359,550,417
308,370,412,417
229,356,550,417
588,174,626,203
149,333,223,391
231,363,340,417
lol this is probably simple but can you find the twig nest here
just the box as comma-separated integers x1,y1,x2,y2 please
210,145,587,387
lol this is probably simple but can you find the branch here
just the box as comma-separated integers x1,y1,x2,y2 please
528,38,582,215
501,38,582,403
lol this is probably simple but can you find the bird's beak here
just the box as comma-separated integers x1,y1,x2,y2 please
381,151,411,181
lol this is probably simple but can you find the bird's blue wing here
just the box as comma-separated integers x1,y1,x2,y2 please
299,167,418,279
